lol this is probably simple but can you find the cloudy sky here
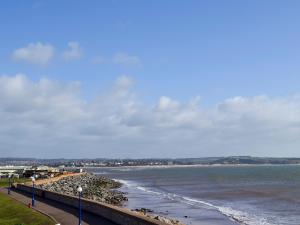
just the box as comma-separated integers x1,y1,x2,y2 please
1,1,300,158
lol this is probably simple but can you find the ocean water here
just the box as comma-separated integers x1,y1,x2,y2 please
86,165,300,225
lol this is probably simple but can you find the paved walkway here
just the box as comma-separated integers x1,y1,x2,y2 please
0,187,117,225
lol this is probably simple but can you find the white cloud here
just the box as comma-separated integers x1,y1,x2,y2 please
62,42,82,61
0,74,300,158
12,42,54,66
157,96,180,111
113,52,141,66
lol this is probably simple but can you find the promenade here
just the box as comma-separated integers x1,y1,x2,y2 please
0,187,117,225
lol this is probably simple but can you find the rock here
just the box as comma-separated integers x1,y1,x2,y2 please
134,208,153,214
38,173,184,224
37,173,127,205
134,208,185,225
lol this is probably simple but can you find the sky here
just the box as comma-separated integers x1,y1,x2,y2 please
1,0,300,158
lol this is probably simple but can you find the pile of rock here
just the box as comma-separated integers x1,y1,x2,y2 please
37,173,127,205
133,208,185,225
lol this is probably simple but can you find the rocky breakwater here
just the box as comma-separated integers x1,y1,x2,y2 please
37,173,128,205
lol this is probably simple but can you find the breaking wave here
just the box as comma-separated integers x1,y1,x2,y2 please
115,179,273,225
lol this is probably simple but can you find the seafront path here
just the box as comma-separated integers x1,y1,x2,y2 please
0,187,117,225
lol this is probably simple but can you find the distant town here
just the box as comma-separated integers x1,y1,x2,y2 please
1,156,300,167
1,156,300,179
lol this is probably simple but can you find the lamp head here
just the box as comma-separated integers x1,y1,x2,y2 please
77,186,83,193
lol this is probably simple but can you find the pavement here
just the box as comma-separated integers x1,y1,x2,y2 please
0,187,117,225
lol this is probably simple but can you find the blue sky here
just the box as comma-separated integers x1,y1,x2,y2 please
1,0,300,104
1,1,300,158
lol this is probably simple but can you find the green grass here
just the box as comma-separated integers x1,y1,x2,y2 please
0,192,54,225
0,178,30,187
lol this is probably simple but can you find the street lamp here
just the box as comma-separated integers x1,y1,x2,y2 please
77,186,83,225
7,174,12,195
31,176,36,207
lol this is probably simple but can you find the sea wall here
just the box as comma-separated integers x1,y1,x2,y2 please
16,184,167,225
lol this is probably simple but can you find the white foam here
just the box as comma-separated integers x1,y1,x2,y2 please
216,206,273,225
181,196,215,208
181,197,273,225
136,186,162,195
118,179,274,225
113,179,134,187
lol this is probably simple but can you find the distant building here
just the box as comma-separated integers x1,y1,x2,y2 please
0,166,29,178
23,166,60,178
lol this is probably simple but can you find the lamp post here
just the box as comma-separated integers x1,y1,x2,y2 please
77,186,83,225
7,174,11,195
31,176,36,207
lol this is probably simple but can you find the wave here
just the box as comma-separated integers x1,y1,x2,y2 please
93,171,109,175
116,179,273,225
114,179,133,186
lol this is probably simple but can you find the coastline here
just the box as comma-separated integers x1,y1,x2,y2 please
17,165,294,224
36,166,293,225
35,172,184,225
89,164,300,225
113,178,239,225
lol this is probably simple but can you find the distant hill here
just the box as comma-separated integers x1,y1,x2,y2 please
1,156,300,166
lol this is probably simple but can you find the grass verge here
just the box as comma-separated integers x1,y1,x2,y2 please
0,192,54,225
0,178,30,187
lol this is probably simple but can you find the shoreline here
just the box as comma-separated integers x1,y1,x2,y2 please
97,165,295,225
115,178,240,225
35,172,184,225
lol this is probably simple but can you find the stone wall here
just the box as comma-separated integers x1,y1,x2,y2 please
16,184,167,225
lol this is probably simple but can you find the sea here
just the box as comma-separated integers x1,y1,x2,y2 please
86,165,300,225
